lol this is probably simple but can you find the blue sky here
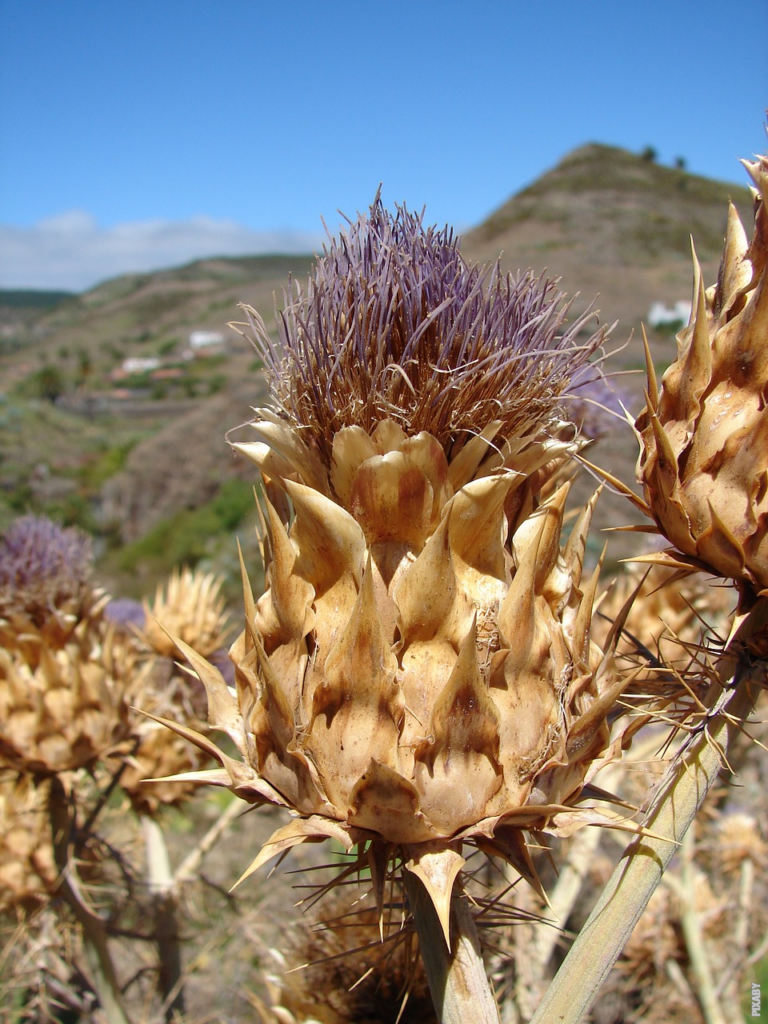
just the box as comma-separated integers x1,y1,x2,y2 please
1,0,766,291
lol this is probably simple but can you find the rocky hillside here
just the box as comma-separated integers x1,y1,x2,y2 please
462,142,753,328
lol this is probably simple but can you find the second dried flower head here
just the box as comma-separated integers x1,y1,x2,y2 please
636,155,768,600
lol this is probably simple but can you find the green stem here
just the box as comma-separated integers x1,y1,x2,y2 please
142,816,185,1022
404,871,500,1024
48,776,132,1024
676,830,729,1024
530,657,763,1024
173,790,243,885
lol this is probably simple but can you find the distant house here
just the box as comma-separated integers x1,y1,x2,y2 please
188,330,226,355
648,300,692,329
150,367,184,380
121,356,161,374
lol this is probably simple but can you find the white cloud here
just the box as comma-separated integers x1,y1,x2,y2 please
0,211,325,292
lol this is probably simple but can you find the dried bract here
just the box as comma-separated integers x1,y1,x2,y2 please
0,773,56,916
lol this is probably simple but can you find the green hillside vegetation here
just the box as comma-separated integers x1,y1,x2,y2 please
0,288,76,309
0,393,136,527
0,253,314,388
0,252,313,593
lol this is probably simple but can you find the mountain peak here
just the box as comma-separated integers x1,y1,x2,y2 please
461,141,754,325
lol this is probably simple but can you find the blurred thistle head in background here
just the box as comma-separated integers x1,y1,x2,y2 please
0,512,111,670
0,514,129,777
0,515,94,624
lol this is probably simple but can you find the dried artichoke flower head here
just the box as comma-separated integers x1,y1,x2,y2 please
255,887,436,1024
636,153,768,600
161,197,637,939
119,568,228,815
140,566,231,660
0,515,130,777
0,515,107,661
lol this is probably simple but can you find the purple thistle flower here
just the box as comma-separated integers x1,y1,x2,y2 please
0,514,93,615
104,597,146,631
237,195,613,461
563,367,632,440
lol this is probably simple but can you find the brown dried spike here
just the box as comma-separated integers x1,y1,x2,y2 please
532,483,570,595
393,515,472,648
285,479,366,597
154,627,240,740
139,708,260,797
742,157,768,284
565,671,628,764
475,826,547,902
563,488,601,590
647,410,682,494
257,498,315,649
233,814,363,890
569,551,604,670
677,267,713,421
367,840,392,941
688,239,704,332
234,538,257,659
246,414,330,495
497,523,538,663
244,636,328,815
641,326,659,413
731,242,768,380
716,202,751,321
232,441,301,490
696,501,746,580
247,633,299,761
404,843,466,950
414,620,501,833
305,561,402,808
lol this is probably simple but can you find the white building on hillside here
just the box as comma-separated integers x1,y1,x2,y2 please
122,356,161,373
648,300,692,329
188,330,226,353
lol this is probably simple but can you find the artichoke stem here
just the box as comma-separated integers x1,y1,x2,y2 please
48,776,133,1024
142,815,185,1022
529,628,766,1024
404,870,500,1024
675,830,729,1024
